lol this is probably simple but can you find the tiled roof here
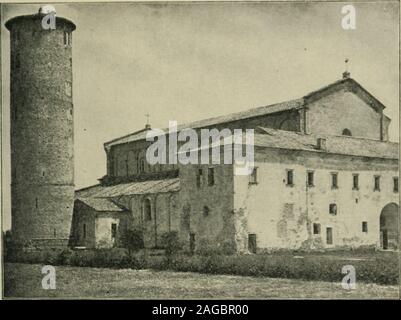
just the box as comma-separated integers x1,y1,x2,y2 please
75,178,180,199
176,127,398,160
76,198,127,212
103,98,304,148
103,77,393,150
182,98,303,130
253,128,398,159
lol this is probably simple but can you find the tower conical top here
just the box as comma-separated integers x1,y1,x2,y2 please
39,5,56,14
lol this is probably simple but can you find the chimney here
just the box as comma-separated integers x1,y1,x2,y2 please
342,71,350,79
145,124,151,130
317,138,327,150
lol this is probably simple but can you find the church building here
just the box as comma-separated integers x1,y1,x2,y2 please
73,73,399,253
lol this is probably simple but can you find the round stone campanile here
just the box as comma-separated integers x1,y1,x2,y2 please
6,7,76,248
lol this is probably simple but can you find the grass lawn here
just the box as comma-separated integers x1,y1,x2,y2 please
4,263,399,299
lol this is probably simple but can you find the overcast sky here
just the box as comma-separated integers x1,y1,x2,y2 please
1,2,399,230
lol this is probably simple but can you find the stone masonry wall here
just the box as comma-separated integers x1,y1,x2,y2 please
234,147,399,252
8,15,75,246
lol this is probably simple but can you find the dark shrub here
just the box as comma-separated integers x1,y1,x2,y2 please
93,248,130,268
160,231,182,267
165,251,398,285
123,229,144,256
57,249,74,265
160,231,182,256
69,250,96,267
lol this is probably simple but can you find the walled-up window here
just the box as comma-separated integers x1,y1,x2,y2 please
286,169,294,186
362,221,368,233
144,199,152,221
196,168,203,188
208,167,215,186
393,177,399,193
331,172,338,189
352,174,359,190
307,171,314,187
329,203,337,215
342,128,352,136
249,167,258,185
374,175,381,191
313,223,321,235
111,223,117,239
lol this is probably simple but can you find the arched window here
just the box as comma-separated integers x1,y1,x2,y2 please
139,158,145,173
144,199,152,221
137,151,146,174
342,128,352,136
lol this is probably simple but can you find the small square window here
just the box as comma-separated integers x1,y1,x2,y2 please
249,167,258,185
313,223,321,235
196,168,203,188
352,174,359,190
362,221,368,233
111,223,117,239
286,169,294,186
307,171,314,187
374,176,380,191
331,173,338,189
248,233,257,254
393,177,399,193
329,203,337,215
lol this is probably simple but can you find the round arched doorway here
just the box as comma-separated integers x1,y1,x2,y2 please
380,203,399,250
